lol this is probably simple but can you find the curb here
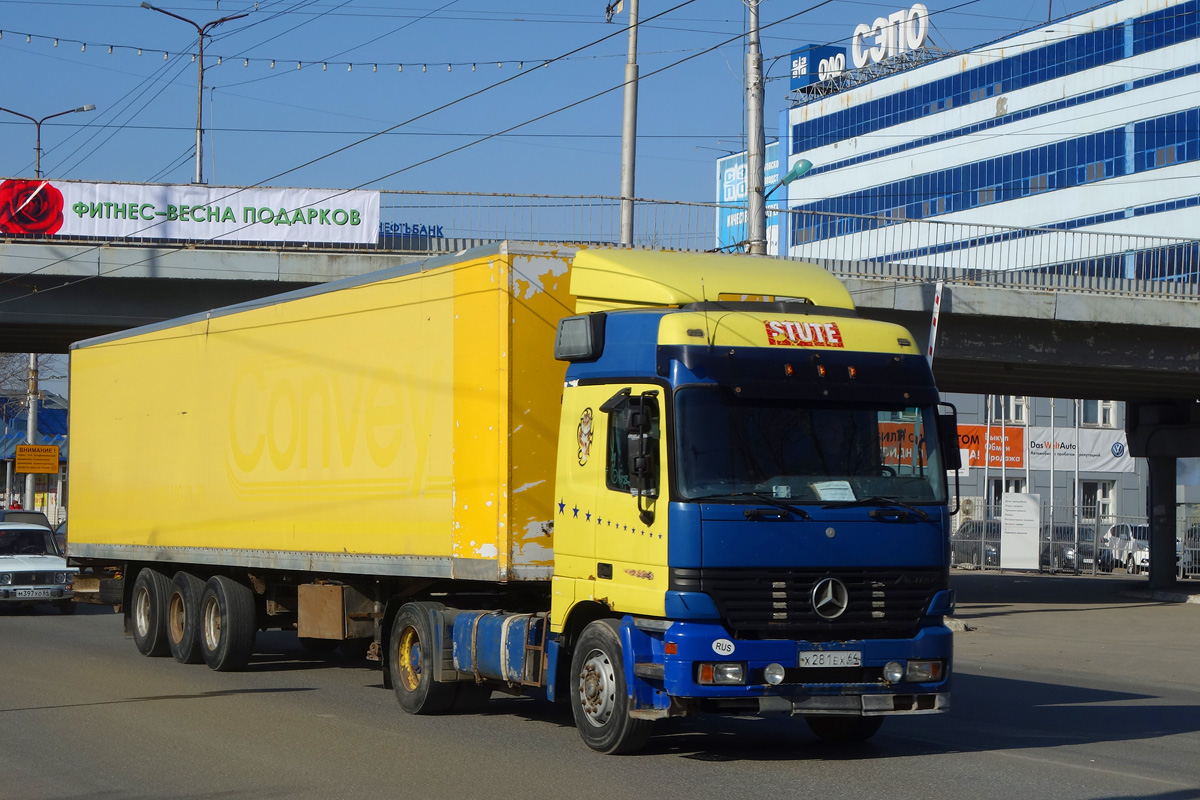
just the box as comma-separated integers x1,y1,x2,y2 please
1127,590,1200,604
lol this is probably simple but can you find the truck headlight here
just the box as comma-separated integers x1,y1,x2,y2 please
905,660,946,682
697,663,746,685
883,661,905,682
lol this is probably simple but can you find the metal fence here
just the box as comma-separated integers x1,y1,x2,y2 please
950,503,1200,577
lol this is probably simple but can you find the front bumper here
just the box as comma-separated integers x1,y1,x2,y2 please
624,618,953,718
0,586,74,603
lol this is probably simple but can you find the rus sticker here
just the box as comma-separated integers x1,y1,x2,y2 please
764,320,845,348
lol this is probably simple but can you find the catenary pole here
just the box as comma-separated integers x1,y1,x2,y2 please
619,0,640,246
746,0,766,254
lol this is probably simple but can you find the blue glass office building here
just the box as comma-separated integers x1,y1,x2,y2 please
780,0,1200,277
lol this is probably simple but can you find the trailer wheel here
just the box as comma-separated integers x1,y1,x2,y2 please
805,715,884,743
166,571,206,664
389,602,455,715
569,618,652,754
131,568,170,657
199,576,257,672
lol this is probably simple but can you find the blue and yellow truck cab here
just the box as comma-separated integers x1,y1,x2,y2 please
541,249,959,752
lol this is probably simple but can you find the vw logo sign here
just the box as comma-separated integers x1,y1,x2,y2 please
811,578,850,620
1111,442,1126,457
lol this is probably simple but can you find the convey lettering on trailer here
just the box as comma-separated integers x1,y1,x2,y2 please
763,320,845,348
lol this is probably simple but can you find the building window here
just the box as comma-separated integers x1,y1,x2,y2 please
1078,480,1114,522
988,477,1027,512
1080,400,1114,427
991,395,1027,424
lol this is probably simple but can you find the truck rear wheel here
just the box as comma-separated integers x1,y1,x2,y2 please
131,568,170,657
389,602,455,715
569,618,652,754
199,576,257,672
805,715,884,743
166,571,206,664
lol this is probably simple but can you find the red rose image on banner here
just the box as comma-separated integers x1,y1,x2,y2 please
0,179,65,236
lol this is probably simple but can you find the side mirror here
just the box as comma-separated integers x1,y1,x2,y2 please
624,399,658,499
936,402,961,471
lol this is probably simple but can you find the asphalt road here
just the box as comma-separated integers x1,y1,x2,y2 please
1,573,1198,800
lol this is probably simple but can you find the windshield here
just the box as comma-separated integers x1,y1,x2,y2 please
674,387,947,504
0,529,52,556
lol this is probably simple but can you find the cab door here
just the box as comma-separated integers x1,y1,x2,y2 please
550,383,668,629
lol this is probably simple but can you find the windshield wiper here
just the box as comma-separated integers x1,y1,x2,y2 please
821,495,929,521
689,492,812,520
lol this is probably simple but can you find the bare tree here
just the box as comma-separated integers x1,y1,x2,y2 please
0,354,68,419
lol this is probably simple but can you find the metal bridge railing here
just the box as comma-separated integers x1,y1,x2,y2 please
3,190,1197,300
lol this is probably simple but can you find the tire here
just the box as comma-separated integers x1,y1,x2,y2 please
806,715,885,743
131,568,170,657
1127,556,1138,575
389,602,455,715
569,618,652,754
98,577,123,606
166,571,206,664
56,599,77,615
198,576,258,672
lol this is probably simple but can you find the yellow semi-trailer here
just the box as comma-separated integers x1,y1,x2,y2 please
68,241,961,754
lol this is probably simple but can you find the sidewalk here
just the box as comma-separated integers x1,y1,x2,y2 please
945,571,1200,631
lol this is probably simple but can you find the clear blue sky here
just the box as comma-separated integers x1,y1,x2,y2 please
0,0,1093,204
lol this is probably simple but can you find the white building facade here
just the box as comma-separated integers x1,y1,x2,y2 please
780,0,1200,280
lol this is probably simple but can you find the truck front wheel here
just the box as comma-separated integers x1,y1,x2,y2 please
389,602,455,715
198,576,257,672
805,715,884,743
131,568,170,657
569,619,652,754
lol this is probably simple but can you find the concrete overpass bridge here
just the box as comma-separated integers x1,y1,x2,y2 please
2,237,1196,400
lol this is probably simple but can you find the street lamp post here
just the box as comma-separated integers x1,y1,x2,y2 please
0,105,96,178
140,2,248,184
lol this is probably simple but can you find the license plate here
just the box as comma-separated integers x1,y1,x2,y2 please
798,650,862,668
15,589,51,599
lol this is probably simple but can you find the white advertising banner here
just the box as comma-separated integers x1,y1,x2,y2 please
1000,492,1041,570
0,178,379,245
1025,427,1135,473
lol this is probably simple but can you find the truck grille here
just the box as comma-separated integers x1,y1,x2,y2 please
670,567,945,640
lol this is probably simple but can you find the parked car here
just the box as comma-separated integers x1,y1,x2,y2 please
0,522,77,613
1184,525,1200,578
951,519,1000,567
1040,524,1105,573
1106,523,1150,574
0,509,53,529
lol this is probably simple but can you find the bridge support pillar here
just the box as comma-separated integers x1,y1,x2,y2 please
1126,400,1200,591
1146,457,1177,591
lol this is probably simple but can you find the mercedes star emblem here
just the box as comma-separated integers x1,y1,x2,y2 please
811,577,850,620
